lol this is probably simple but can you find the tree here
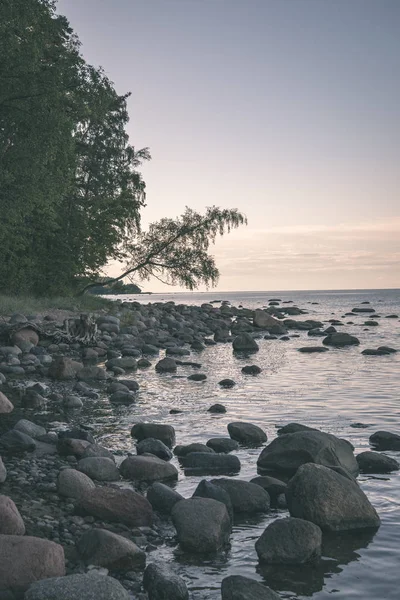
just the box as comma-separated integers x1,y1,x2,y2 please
79,206,247,295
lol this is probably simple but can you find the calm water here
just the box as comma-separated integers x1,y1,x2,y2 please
68,290,400,598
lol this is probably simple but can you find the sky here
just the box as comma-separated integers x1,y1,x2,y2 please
58,0,400,292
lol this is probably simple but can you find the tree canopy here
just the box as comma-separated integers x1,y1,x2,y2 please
0,0,245,297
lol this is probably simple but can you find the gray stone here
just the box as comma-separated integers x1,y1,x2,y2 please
210,478,270,514
0,457,6,483
174,443,214,457
120,455,178,482
206,438,239,453
57,468,95,499
63,395,83,408
109,391,137,404
208,403,227,412
77,457,120,481
143,562,189,600
356,451,399,473
147,482,184,514
228,422,267,446
369,430,400,450
77,487,153,527
286,463,380,531
232,333,259,352
131,423,176,448
181,452,240,475
322,332,360,347
255,517,322,564
241,365,262,374
0,392,13,414
172,498,231,553
24,574,130,600
106,357,137,370
192,480,233,520
155,357,177,373
81,444,115,462
250,476,287,505
0,496,25,535
13,420,46,440
221,575,280,600
137,438,173,461
0,430,36,453
77,528,145,571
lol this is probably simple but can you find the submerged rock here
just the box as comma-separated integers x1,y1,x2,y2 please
228,422,268,446
322,332,360,347
370,430,400,451
180,452,240,475
206,438,239,453
172,497,231,553
232,333,259,352
357,451,399,473
221,575,280,600
255,517,322,564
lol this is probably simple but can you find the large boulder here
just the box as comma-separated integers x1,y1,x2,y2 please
171,498,231,553
180,452,240,475
253,310,280,329
143,563,189,600
0,535,65,591
257,430,359,477
356,451,399,474
286,463,381,531
77,457,120,482
77,487,153,526
147,482,184,514
210,478,270,514
131,423,176,448
221,575,280,600
77,528,145,571
24,574,130,600
232,333,259,352
0,391,13,414
0,495,25,535
369,430,400,451
120,455,178,482
255,517,322,564
228,422,267,446
57,468,95,499
322,332,360,347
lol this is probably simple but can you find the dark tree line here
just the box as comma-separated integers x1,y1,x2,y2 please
0,0,245,296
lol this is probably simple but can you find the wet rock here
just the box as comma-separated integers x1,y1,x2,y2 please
138,358,152,368
208,403,227,413
277,423,318,435
109,390,137,404
131,423,176,448
257,430,359,477
253,310,280,329
0,496,25,535
228,422,267,446
181,452,241,475
352,307,375,313
218,379,236,388
221,575,280,600
286,463,380,531
119,379,140,391
0,392,13,414
322,333,360,347
171,497,231,553
147,482,184,514
188,373,207,381
57,468,95,499
206,438,239,453
105,357,137,370
356,451,399,473
0,430,36,454
210,478,270,514
250,476,287,506
174,443,214,457
77,487,153,527
298,346,329,353
241,365,262,374
192,480,233,520
232,333,259,352
77,528,145,571
137,438,173,461
143,562,189,600
370,430,400,450
0,535,65,591
24,574,129,600
77,457,120,481
255,517,322,564
362,348,395,356
120,455,178,482
155,357,177,373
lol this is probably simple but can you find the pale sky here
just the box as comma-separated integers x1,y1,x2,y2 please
59,0,400,291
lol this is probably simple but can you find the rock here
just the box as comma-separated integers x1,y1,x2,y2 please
277,423,318,435
76,366,107,381
171,498,231,553
77,487,153,526
131,423,176,448
11,328,39,351
155,357,177,373
63,395,83,408
174,443,214,457
221,575,280,600
228,422,267,446
370,430,400,450
181,452,240,475
137,438,173,460
109,391,137,404
24,574,130,600
377,346,397,354
77,528,145,571
352,307,375,313
48,356,83,380
356,451,399,473
0,430,36,454
250,476,287,505
0,457,6,483
208,403,227,413
138,358,152,368
218,379,236,388
119,379,140,391
232,333,259,352
105,357,137,370
0,392,13,414
77,457,120,481
257,430,359,477
255,517,322,564
188,373,207,381
241,365,262,374
253,310,280,329
322,333,360,347
362,348,394,356
286,463,380,531
298,346,329,353
81,444,115,462
147,482,184,514
0,496,25,535
120,455,178,482
143,562,189,600
192,479,233,520
0,535,65,591
57,468,95,499
206,438,239,453
57,438,91,457
210,478,270,513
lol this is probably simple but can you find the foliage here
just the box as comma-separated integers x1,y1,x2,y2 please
87,281,142,295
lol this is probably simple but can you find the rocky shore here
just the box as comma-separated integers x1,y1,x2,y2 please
0,298,399,599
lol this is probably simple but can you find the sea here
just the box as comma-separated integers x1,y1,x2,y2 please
64,290,400,598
